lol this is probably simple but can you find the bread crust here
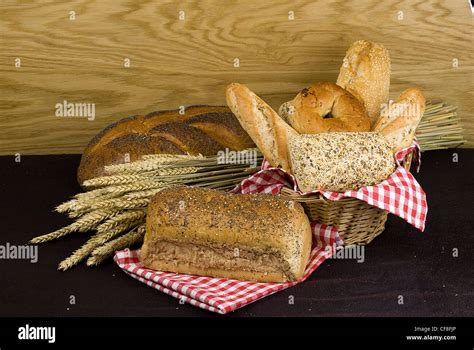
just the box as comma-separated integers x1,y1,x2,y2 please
288,132,395,192
77,105,254,185
278,82,370,134
140,260,288,283
225,83,298,172
373,87,426,152
336,40,391,126
140,187,312,282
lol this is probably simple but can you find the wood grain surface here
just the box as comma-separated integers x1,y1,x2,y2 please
0,0,472,154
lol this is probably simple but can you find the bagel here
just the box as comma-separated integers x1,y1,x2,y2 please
336,40,391,126
278,82,371,134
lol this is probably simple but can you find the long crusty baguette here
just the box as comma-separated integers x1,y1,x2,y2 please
337,40,391,126
225,83,298,172
373,87,426,152
139,187,312,283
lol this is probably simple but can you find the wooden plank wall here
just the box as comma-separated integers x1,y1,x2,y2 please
0,0,472,154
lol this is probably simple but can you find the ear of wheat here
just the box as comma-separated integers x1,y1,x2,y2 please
30,149,262,271
87,225,146,267
416,102,465,151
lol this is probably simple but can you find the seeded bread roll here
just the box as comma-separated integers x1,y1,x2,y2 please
337,40,391,126
288,133,395,192
139,187,312,283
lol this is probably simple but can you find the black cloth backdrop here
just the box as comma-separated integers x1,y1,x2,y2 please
0,149,472,317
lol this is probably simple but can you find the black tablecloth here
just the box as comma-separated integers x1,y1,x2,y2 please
0,150,472,317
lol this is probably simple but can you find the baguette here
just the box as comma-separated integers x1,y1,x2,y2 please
288,132,395,192
225,83,298,172
373,88,426,152
139,187,312,282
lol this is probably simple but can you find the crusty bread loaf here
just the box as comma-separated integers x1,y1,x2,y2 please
373,88,426,152
139,187,312,282
337,40,391,126
77,105,254,185
225,83,298,172
288,133,395,192
278,82,370,133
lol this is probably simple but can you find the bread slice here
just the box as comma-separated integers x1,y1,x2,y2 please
139,187,312,282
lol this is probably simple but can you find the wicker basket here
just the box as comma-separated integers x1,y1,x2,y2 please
280,153,413,245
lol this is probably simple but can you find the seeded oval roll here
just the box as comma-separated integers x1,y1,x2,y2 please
288,132,395,192
336,40,391,126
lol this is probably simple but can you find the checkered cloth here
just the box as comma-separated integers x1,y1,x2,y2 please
114,141,426,314
232,141,427,232
114,223,341,314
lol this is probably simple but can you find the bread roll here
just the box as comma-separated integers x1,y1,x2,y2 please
77,105,254,185
139,187,312,283
373,88,426,152
288,133,395,192
278,82,370,133
337,40,391,126
225,83,298,172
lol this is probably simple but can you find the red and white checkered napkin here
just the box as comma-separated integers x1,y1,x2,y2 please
114,142,425,313
114,224,341,314
232,142,427,232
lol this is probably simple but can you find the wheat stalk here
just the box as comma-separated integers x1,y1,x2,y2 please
95,210,146,233
123,188,165,200
87,225,146,266
30,210,119,244
95,219,143,246
416,102,465,150
141,154,204,161
77,181,165,198
58,220,143,271
104,154,204,174
82,167,200,189
82,173,156,188
57,192,121,214
68,197,150,216
153,167,200,176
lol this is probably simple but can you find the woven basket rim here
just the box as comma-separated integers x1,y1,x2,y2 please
280,187,355,203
